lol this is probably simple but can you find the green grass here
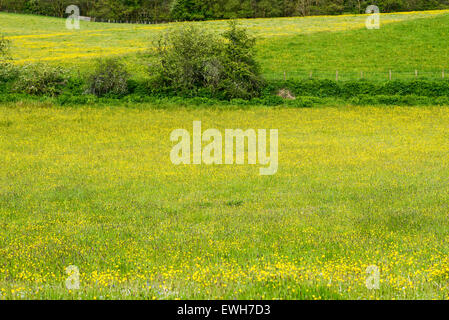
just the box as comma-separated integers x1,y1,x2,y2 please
259,13,449,80
1,103,449,300
2,10,449,300
2,10,449,80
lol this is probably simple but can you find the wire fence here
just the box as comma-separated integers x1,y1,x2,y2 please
263,70,449,81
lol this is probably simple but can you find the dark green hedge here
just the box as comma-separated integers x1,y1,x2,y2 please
3,73,449,107
267,79,449,98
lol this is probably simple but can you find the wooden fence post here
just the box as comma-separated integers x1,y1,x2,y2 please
336,70,339,82
389,70,392,81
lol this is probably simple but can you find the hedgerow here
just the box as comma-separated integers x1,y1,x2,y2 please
267,79,449,98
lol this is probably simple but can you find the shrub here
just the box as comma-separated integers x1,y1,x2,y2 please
0,62,19,83
152,21,264,99
267,79,449,98
0,36,17,83
0,36,10,61
87,58,130,97
153,25,221,93
217,21,265,99
15,63,68,96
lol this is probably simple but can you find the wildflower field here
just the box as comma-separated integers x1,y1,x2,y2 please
2,10,449,80
2,10,449,300
1,103,449,300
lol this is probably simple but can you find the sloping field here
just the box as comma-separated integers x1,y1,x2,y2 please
1,10,449,80
259,11,449,80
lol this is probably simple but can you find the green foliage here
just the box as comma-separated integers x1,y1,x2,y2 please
170,0,207,21
2,0,449,23
87,58,130,97
152,22,264,99
0,36,17,83
153,25,221,93
268,79,449,98
0,63,19,83
0,36,11,61
219,21,265,99
14,63,68,96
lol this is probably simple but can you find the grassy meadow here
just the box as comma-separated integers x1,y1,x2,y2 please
1,103,449,300
2,10,449,300
2,10,449,80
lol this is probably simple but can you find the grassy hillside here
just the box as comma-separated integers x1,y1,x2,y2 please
260,11,449,80
2,10,449,80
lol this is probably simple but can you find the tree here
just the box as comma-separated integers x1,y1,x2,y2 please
2,0,449,21
219,21,264,98
152,21,264,99
170,0,203,20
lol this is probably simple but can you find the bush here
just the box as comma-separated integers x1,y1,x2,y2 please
15,63,68,96
0,36,10,61
153,25,221,93
87,58,130,97
152,21,264,99
0,62,19,83
267,79,449,98
0,36,17,83
218,21,265,99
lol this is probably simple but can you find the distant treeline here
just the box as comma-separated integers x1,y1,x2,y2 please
1,0,449,22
